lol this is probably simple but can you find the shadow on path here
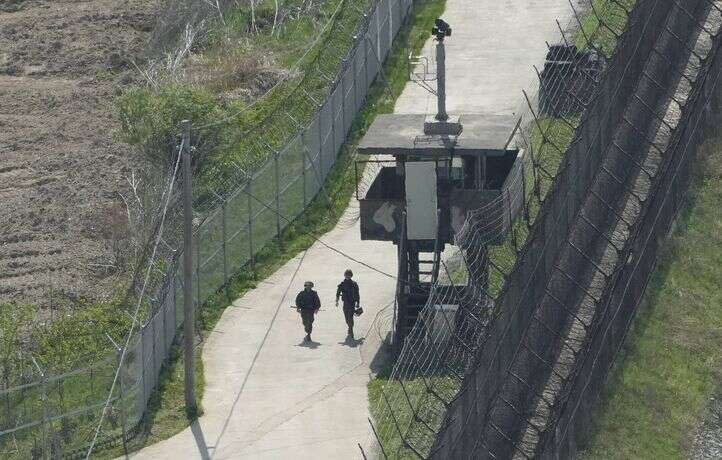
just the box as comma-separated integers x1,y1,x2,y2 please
190,421,212,460
296,340,322,349
339,336,365,348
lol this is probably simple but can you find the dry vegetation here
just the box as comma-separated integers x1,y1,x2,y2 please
0,0,159,307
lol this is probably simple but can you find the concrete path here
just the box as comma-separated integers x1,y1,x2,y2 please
396,0,578,116
127,1,574,459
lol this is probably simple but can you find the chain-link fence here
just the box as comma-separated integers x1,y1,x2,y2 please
365,0,722,459
0,0,416,458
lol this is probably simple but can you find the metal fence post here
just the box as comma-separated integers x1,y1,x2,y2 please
160,289,167,363
353,43,360,110
150,314,157,391
376,4,381,61
31,357,49,460
274,153,282,247
247,179,255,273
106,334,127,454
341,62,347,136
2,359,10,430
317,104,325,179
388,0,393,50
195,238,201,310
140,326,147,412
182,119,197,415
302,138,308,210
221,200,229,299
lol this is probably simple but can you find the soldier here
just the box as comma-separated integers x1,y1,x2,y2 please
335,269,360,339
296,281,321,342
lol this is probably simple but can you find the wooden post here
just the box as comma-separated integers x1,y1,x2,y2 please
181,120,197,415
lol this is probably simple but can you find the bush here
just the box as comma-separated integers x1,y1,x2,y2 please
116,85,224,165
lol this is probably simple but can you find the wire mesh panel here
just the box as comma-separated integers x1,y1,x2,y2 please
367,7,382,87
378,0,392,62
301,117,323,202
319,98,335,178
329,83,345,158
340,67,355,137
354,39,368,112
197,210,226,303
390,0,403,39
277,136,306,222
224,186,252,270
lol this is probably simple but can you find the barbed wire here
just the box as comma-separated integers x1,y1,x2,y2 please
364,0,646,456
366,1,722,459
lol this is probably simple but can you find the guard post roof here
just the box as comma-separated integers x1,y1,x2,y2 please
357,113,520,158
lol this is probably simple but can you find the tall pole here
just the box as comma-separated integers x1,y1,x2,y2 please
181,120,197,415
436,39,449,122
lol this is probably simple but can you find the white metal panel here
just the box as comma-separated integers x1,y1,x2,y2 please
405,161,438,240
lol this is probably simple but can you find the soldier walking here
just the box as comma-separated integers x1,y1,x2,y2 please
335,269,360,339
296,281,321,342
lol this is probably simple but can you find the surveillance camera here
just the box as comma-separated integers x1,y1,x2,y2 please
432,18,452,40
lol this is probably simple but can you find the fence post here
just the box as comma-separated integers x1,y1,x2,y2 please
246,179,255,273
221,200,229,299
106,334,128,455
274,153,283,248
160,287,167,364
376,2,381,60
118,347,128,455
302,137,308,210
316,105,323,181
31,356,50,460
2,359,10,430
150,314,157,391
341,61,347,135
195,239,201,310
353,42,360,110
140,325,147,413
181,119,197,415
388,0,393,50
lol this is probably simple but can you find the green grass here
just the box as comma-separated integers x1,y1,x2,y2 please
117,0,373,201
579,139,722,459
368,372,457,459
575,0,636,57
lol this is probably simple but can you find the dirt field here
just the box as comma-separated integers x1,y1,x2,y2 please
0,0,159,305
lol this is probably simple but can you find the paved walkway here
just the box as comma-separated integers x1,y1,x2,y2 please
128,1,573,459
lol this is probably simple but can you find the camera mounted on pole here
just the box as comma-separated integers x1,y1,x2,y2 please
432,19,452,41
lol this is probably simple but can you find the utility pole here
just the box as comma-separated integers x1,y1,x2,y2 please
181,120,197,415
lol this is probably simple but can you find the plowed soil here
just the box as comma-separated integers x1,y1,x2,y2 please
0,0,158,305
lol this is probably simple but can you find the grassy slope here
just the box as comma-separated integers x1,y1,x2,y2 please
580,140,722,459
98,1,449,456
